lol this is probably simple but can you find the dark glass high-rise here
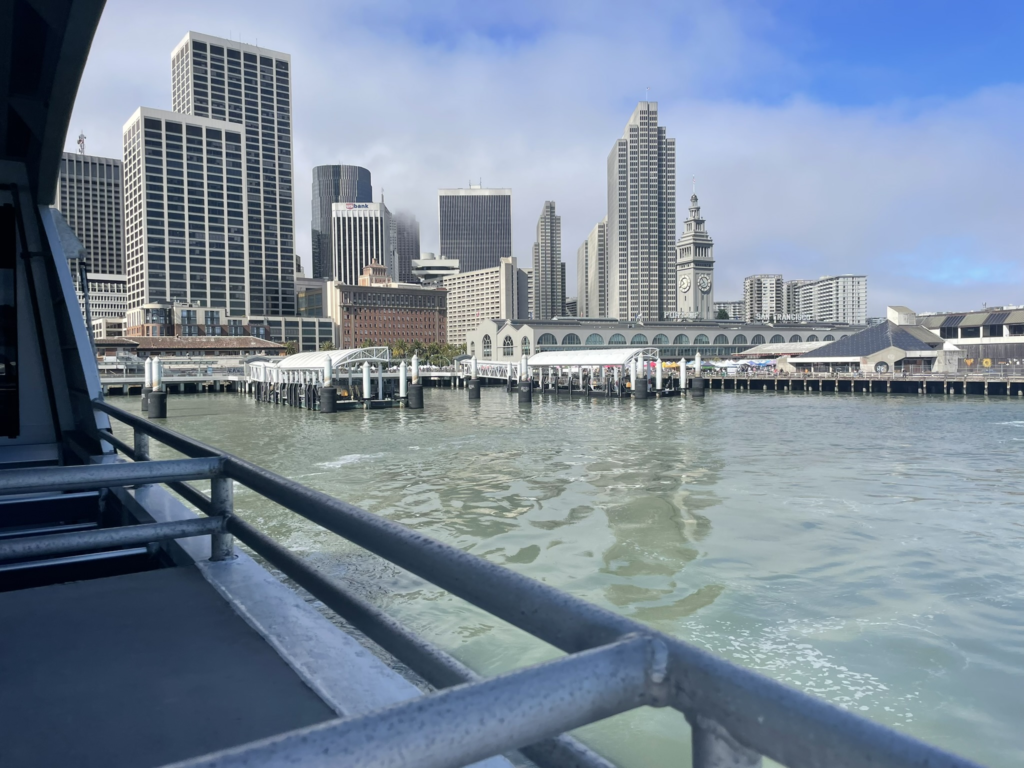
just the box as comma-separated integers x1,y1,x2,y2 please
311,165,372,279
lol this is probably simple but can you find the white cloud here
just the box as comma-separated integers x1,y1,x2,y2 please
67,0,1024,314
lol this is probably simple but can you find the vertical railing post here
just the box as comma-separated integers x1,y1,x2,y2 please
133,428,150,461
209,474,234,561
689,715,762,768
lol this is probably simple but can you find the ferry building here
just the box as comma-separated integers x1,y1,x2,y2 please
465,316,861,361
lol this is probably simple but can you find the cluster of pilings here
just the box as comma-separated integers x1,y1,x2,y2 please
464,354,700,405
246,355,426,414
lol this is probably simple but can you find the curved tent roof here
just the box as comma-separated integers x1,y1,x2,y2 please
527,348,656,367
276,347,392,370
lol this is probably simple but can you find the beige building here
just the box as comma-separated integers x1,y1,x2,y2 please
743,274,784,322
577,217,608,318
789,275,868,325
441,256,529,345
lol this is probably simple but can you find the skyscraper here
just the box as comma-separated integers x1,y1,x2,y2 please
606,101,676,321
577,217,607,318
394,211,420,284
438,185,512,273
125,33,294,316
331,202,394,286
311,165,372,279
531,201,563,320
56,152,124,275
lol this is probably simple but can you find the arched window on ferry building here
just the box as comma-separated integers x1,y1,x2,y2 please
537,333,557,346
502,336,514,356
674,334,689,345
653,334,668,344
694,334,710,345
714,334,728,344
522,337,531,356
482,334,492,358
609,333,626,345
586,333,604,346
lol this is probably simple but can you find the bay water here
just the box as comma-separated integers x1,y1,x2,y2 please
113,388,1024,766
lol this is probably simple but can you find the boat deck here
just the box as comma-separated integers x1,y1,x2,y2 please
0,565,337,768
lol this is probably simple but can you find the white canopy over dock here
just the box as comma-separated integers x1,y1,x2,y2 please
527,348,657,368
276,347,392,371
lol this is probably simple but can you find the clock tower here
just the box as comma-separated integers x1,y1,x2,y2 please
675,193,715,320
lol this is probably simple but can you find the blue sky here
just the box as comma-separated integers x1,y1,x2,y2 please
67,0,1024,313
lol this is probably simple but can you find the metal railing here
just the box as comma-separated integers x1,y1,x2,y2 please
0,400,985,768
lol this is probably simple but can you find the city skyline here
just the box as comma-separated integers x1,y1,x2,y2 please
63,1,1023,315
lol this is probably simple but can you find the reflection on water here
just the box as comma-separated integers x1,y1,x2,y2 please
113,389,1024,767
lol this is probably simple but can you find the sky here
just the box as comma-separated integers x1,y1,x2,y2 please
67,0,1024,315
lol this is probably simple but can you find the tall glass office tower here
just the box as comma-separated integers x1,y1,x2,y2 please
311,165,371,279
124,32,294,316
438,186,512,273
531,201,563,320
393,210,419,284
56,152,124,275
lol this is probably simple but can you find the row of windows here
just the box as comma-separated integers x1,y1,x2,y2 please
522,332,844,347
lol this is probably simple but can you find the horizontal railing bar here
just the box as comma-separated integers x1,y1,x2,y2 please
94,400,221,458
89,428,136,460
224,455,637,652
0,517,225,563
0,521,98,540
665,644,981,768
95,403,983,768
167,480,214,515
0,458,225,496
0,547,149,573
166,635,655,768
228,517,615,768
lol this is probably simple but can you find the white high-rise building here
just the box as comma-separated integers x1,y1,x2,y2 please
124,33,295,316
577,217,607,319
791,275,868,325
607,101,676,321
713,300,744,320
441,257,529,345
531,201,562,320
743,274,783,322
78,274,128,320
783,279,812,318
56,152,124,276
331,202,394,286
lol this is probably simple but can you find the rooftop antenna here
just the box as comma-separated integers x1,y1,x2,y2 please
77,132,86,155
692,175,696,195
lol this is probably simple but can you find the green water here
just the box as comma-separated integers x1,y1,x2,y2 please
113,388,1024,766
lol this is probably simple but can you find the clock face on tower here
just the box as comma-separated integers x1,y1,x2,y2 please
678,275,691,293
698,274,712,293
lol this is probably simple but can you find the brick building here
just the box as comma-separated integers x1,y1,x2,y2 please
327,281,446,349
